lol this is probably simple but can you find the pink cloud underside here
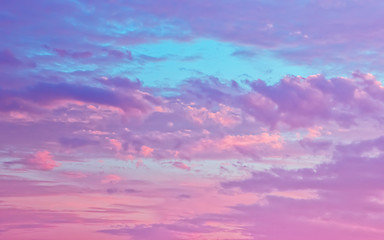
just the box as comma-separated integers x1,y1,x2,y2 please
1,72,384,164
5,151,60,171
1,73,384,239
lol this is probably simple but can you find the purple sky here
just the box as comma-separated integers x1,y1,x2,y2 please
2,0,384,239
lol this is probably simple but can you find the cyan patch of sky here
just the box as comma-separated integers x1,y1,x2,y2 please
27,38,374,87
123,39,328,87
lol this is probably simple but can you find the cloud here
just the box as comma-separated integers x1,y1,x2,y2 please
218,135,384,239
172,162,191,171
0,50,22,67
0,175,79,197
3,2,384,238
101,174,122,184
0,81,157,121
8,151,60,171
124,0,384,70
100,221,221,240
59,137,99,149
3,73,384,162
100,224,179,240
299,138,332,153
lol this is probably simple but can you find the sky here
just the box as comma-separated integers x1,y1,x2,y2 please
2,0,384,239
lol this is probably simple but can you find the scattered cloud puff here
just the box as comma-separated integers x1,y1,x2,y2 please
172,162,191,171
101,174,122,184
5,151,60,171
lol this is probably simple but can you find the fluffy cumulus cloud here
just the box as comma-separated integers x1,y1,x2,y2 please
2,0,384,239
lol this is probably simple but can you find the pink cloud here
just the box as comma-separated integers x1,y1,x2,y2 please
186,104,241,127
108,138,123,152
214,135,384,238
172,162,191,171
2,73,384,164
12,151,60,171
101,174,122,184
0,81,157,119
140,145,154,157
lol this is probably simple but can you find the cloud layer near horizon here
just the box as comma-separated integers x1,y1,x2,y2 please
2,72,384,239
2,0,384,239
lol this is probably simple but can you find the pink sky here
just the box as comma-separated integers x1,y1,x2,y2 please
2,1,384,239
